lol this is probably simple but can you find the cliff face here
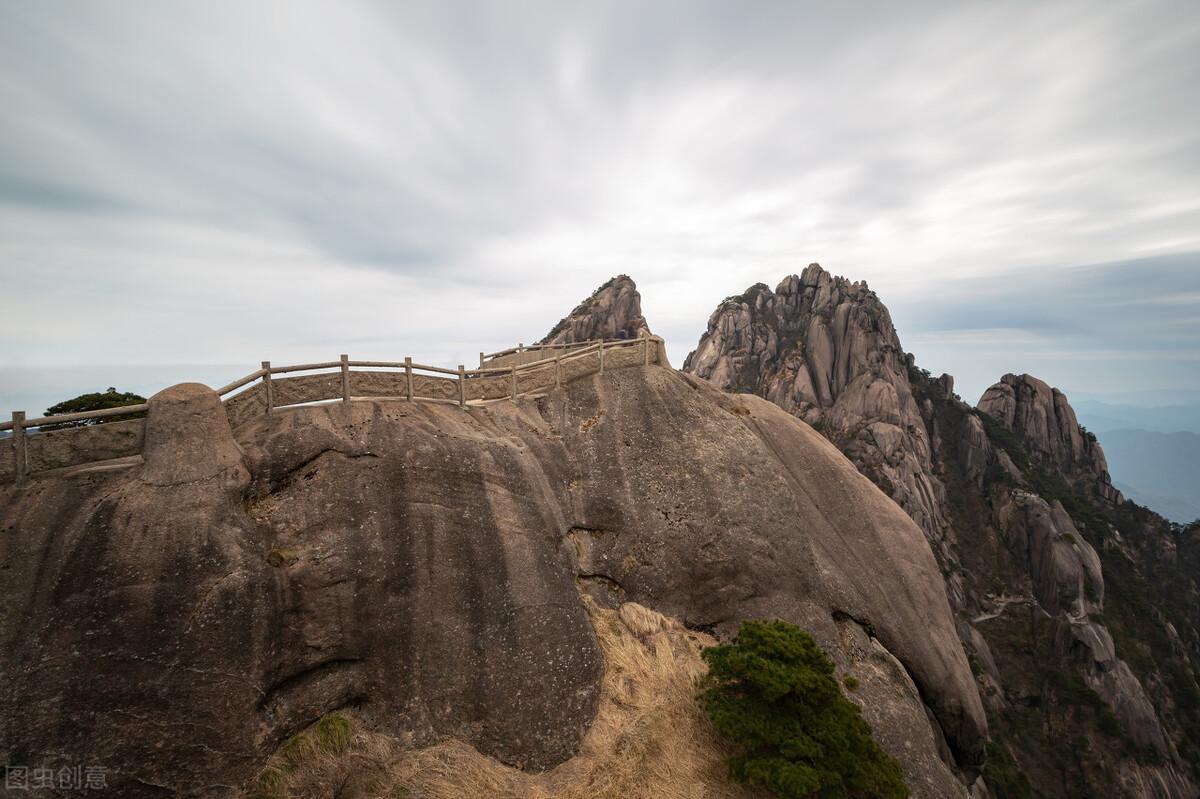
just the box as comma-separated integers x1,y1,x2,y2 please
0,333,984,795
538,274,649,345
685,265,1199,798
929,377,1200,799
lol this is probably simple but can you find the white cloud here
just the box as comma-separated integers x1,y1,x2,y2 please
1,0,1198,411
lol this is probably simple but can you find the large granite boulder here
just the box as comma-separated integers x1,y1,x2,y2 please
0,383,269,795
141,382,249,486
0,362,985,796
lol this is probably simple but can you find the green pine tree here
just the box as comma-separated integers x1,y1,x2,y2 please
41,387,146,430
699,619,909,799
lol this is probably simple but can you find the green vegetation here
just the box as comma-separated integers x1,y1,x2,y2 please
981,740,1033,799
842,675,860,691
42,387,146,430
972,409,1031,472
698,619,908,799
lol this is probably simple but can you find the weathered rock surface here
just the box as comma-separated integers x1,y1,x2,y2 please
957,413,992,487
683,265,954,568
0,360,984,795
0,384,271,795
538,274,649,345
978,373,1123,503
993,492,1104,619
141,382,249,486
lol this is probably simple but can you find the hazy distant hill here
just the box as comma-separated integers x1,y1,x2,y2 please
1075,399,1200,435
1097,429,1200,523
1073,402,1199,522
1115,482,1200,526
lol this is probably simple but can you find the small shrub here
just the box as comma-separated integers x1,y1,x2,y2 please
842,675,860,691
698,619,909,799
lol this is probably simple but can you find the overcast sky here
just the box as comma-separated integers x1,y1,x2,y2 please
2,0,1198,414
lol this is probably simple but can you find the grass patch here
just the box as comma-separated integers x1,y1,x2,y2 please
248,712,357,798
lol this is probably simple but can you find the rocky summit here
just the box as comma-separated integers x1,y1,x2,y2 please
2,272,1197,798
684,265,955,571
538,274,649,345
978,373,1124,505
686,264,1200,798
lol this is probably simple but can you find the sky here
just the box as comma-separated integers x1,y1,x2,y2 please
2,0,1199,416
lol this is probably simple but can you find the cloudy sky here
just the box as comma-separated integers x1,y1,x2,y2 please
2,0,1198,415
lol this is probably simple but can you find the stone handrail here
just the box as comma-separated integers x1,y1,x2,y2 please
3,336,665,485
479,337,605,363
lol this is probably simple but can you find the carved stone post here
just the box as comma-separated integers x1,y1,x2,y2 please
458,364,466,408
261,361,274,414
340,354,351,406
12,411,26,486
405,357,414,401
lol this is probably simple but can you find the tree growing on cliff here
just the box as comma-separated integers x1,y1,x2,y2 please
699,619,908,799
42,387,146,430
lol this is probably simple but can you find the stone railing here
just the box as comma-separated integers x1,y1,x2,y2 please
1,336,665,485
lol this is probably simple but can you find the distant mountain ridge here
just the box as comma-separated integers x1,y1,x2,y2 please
1074,399,1200,435
1072,399,1200,522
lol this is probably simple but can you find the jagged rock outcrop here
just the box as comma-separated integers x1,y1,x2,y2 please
979,373,1123,504
538,275,649,345
0,356,985,795
683,265,954,570
686,265,1199,798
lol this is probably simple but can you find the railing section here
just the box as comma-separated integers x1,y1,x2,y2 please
4,336,663,484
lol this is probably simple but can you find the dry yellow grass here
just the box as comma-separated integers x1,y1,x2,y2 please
244,597,757,799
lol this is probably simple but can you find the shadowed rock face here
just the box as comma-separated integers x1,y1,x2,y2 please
0,364,985,796
538,275,649,344
995,494,1168,756
0,384,273,795
979,373,1123,504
